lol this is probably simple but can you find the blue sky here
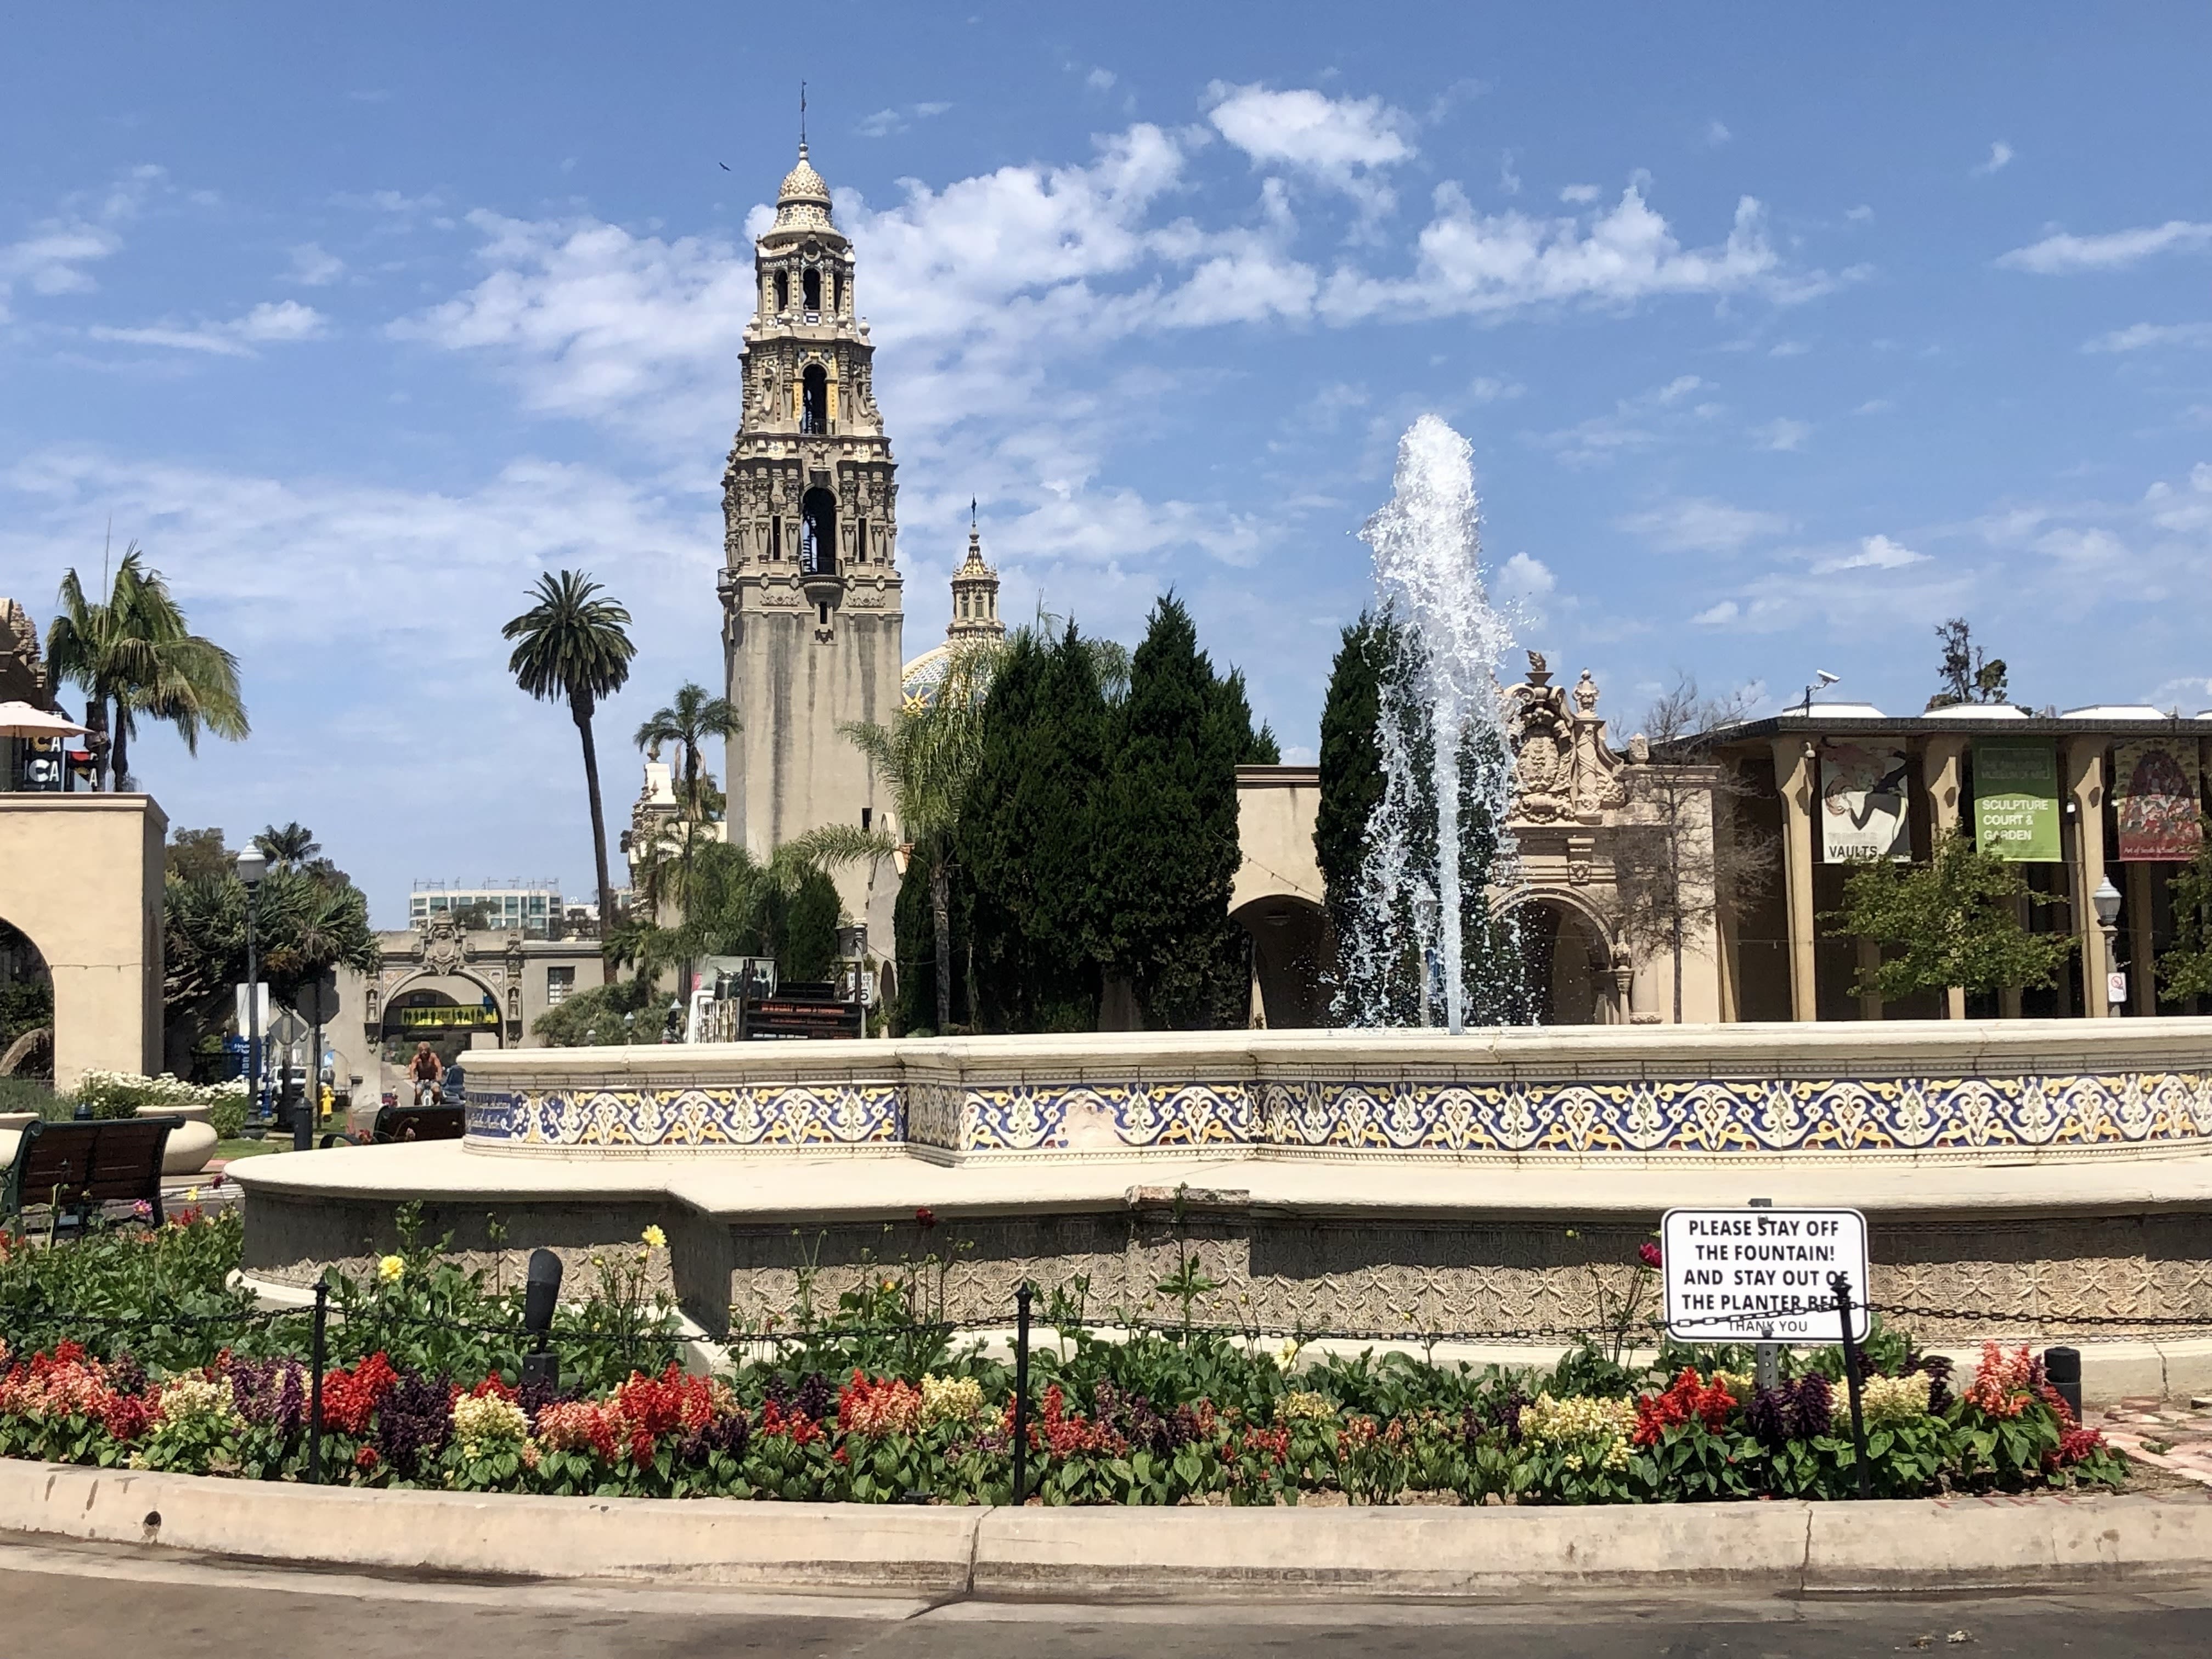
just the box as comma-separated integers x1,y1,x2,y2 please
4,4,2210,923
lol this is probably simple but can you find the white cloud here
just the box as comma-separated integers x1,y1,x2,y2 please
1999,219,2212,273
1086,68,1116,93
0,165,169,319
1812,533,1928,573
1971,141,2014,177
1559,184,1600,205
856,102,953,139
1691,600,1739,625
1618,495,1791,554
1755,417,1810,452
1498,151,1521,197
1204,83,1414,215
1498,550,1554,596
88,300,328,357
286,243,345,285
1845,205,1874,223
1541,376,1722,467
2085,320,2212,353
1319,186,1782,323
1705,119,1733,147
1467,375,1524,403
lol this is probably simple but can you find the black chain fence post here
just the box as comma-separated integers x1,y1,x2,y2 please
1011,1282,1032,1507
1830,1270,1870,1500
2044,1345,2083,1424
306,1277,329,1485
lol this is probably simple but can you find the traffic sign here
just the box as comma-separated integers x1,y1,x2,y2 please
1660,1207,1870,1344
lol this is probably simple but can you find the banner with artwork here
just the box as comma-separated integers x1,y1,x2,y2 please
2114,740,2203,861
1820,742,1911,862
1973,739,2061,861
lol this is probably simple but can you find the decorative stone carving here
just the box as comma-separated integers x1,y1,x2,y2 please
1508,653,1628,825
420,916,467,975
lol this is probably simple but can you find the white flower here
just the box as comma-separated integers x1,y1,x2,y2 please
1275,1337,1301,1371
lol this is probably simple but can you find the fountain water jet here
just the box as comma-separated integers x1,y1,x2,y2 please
1338,415,1528,1032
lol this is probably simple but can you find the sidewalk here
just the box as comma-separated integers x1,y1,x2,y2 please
2,1459,2206,1599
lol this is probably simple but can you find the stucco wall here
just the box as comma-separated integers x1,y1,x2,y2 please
0,793,166,1091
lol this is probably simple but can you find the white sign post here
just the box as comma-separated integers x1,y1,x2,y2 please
1660,1207,1871,1344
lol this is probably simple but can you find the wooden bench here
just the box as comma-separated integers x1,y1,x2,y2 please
2,1117,181,1229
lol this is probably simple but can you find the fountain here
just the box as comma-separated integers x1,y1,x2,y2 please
1337,415,1529,1032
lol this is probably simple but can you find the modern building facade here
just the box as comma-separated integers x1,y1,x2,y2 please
407,879,565,939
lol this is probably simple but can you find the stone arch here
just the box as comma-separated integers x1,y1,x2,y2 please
0,797,164,1091
0,915,52,1078
1501,889,1624,1026
1232,894,1330,1029
377,968,507,1064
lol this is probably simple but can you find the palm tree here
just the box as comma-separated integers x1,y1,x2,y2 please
791,640,999,1033
634,681,741,823
501,571,636,953
254,821,321,872
47,543,249,789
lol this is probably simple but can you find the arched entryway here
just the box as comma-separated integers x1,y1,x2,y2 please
1507,895,1624,1025
377,976,505,1079
0,916,53,1080
1233,895,1330,1029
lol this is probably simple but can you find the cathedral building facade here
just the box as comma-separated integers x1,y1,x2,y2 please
718,143,904,944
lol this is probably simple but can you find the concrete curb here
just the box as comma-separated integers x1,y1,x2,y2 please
1,1462,2206,1598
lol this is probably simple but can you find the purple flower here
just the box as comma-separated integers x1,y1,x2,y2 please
1746,1385,1792,1449
228,1357,309,1433
1792,1374,1833,1439
374,1372,453,1479
792,1371,833,1424
132,1199,154,1222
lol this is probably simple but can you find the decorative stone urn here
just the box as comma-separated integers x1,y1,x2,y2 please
151,1105,221,1176
0,1110,36,1173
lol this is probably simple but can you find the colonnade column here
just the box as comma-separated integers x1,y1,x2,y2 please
1769,737,1818,1022
2127,861,2155,1014
2064,736,2111,1017
1919,735,1968,1019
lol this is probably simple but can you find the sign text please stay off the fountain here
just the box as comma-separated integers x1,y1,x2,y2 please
1659,1208,1871,1344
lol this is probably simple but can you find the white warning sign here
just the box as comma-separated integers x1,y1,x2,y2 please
1660,1207,1870,1344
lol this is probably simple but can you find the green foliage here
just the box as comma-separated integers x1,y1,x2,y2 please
1315,612,1389,951
163,827,233,884
960,626,1113,1030
1825,830,2074,1000
531,974,655,1046
1092,594,1256,1029
46,541,249,789
892,843,972,1034
162,864,379,1057
1926,617,2011,711
632,680,741,823
2158,826,2212,1001
501,569,636,947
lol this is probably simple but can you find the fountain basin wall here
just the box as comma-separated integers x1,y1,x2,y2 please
456,1020,2212,1162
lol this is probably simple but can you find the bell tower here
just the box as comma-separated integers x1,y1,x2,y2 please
719,140,903,939
946,507,1005,644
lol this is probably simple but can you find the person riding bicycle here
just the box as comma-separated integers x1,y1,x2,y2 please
408,1042,444,1109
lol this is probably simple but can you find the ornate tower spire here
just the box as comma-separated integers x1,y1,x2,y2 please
717,133,903,942
947,507,1004,642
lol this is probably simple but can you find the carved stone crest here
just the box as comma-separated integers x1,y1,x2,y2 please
1508,652,1629,825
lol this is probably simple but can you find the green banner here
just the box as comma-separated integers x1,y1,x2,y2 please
1973,739,2061,861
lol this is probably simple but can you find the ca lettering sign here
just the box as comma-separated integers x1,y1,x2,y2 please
1660,1207,1870,1344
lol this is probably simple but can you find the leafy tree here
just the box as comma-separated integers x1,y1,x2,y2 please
0,920,51,1062
450,900,497,931
2158,827,2212,1002
166,826,235,884
1093,594,1254,1029
163,866,379,1067
46,542,248,789
1824,830,2073,1002
501,571,636,955
633,681,741,823
254,821,321,872
1927,618,2011,711
891,843,973,1034
532,975,656,1047
1612,676,1776,1024
789,640,998,1034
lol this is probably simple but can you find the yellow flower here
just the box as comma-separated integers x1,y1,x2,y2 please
1274,1337,1301,1371
184,1187,200,1204
376,1254,405,1284
641,1224,667,1250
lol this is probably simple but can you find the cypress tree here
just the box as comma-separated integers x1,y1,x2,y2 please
893,843,972,1034
1096,594,1251,1029
1314,612,1389,947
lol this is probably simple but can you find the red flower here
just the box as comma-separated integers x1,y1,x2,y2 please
321,1352,399,1437
1639,1242,1663,1269
354,1444,380,1472
1632,1367,1738,1447
915,1206,938,1230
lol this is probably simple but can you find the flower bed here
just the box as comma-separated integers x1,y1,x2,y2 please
0,1214,2128,1506
70,1070,250,1139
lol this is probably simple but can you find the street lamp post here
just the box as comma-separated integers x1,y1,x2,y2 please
235,848,269,1123
2092,875,2124,1017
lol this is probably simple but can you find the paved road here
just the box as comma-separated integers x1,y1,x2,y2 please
8,1534,2208,1658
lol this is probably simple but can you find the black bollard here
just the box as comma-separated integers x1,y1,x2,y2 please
1829,1270,1872,1500
1011,1283,1033,1506
2044,1345,2083,1424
